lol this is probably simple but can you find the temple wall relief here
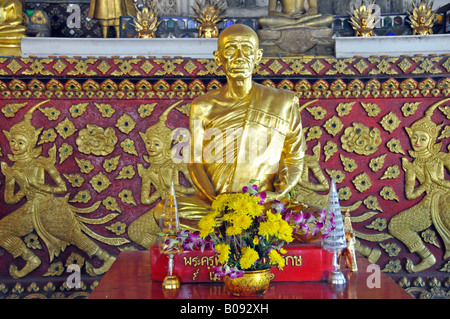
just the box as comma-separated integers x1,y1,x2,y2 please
0,56,448,298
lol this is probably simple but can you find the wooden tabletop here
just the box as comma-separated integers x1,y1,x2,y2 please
89,250,413,300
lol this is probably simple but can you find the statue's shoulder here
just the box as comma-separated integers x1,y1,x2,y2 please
254,82,296,99
190,86,225,117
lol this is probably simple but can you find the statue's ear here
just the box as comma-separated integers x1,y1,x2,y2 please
213,50,221,67
255,48,263,65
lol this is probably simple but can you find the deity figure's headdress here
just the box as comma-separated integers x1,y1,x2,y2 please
3,100,50,158
139,100,184,153
405,97,449,154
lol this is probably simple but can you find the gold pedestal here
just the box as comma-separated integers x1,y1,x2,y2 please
0,44,21,57
162,275,180,289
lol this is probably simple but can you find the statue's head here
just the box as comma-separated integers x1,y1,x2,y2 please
3,100,48,158
405,117,442,155
214,24,263,81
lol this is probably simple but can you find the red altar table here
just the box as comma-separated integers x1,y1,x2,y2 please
89,250,413,299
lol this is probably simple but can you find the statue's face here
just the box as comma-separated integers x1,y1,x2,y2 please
410,130,430,152
9,133,30,156
215,27,262,80
145,135,165,156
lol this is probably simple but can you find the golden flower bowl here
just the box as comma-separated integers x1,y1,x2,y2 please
223,269,272,297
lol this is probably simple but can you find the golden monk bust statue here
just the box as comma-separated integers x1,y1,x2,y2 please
0,0,26,56
129,24,309,249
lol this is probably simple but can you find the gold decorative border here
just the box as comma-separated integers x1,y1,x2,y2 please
0,56,449,77
0,77,449,100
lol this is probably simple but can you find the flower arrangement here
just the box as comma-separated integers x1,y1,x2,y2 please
174,182,334,279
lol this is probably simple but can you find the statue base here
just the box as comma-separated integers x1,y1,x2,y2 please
0,45,21,57
258,27,334,56
150,241,334,283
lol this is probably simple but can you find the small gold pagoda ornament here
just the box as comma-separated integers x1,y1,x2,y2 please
338,211,358,272
159,182,183,289
133,4,160,38
349,1,380,37
407,0,437,35
191,0,225,38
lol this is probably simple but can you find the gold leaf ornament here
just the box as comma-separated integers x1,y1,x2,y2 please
58,143,73,164
39,107,60,121
116,165,136,180
338,186,352,200
106,222,127,235
386,138,405,155
306,106,327,120
323,116,344,137
138,103,156,118
56,118,77,139
120,138,138,156
340,154,358,172
118,189,137,206
2,102,27,117
90,172,112,193
325,169,346,183
324,141,338,161
380,186,399,201
38,128,57,145
70,190,92,203
70,103,89,118
305,125,323,141
102,196,121,212
115,114,136,134
379,112,401,133
380,165,400,180
352,172,372,192
75,158,94,174
63,173,85,187
369,154,387,172
94,103,116,118
103,155,121,172
363,195,383,212
361,102,381,117
365,217,387,231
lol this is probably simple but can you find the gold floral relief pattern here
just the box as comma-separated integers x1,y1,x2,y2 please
0,56,448,298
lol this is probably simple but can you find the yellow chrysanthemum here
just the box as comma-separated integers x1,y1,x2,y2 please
198,212,217,238
240,247,259,269
232,214,252,230
226,225,242,236
277,219,294,242
211,193,231,212
268,249,285,270
215,243,231,264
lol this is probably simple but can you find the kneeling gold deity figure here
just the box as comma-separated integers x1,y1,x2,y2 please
388,98,450,273
130,24,310,249
0,101,121,278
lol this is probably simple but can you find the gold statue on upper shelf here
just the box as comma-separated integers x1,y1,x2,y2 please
349,1,380,37
128,101,196,249
191,0,225,38
257,0,334,55
0,100,128,278
0,0,26,56
407,0,437,35
133,4,160,38
88,0,136,38
258,0,333,30
388,97,450,273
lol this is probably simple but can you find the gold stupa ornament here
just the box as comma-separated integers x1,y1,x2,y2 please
191,0,225,38
407,0,437,35
349,1,380,37
159,182,183,289
133,4,160,38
